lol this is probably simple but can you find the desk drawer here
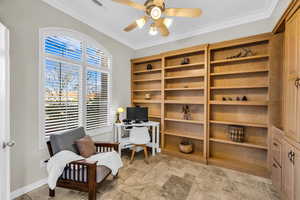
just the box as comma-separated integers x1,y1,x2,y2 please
272,139,282,166
271,160,282,191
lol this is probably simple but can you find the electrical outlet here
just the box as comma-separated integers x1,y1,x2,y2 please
40,160,47,168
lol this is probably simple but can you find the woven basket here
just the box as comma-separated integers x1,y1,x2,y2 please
179,141,193,154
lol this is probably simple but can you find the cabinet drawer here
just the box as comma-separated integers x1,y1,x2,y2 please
272,139,282,166
271,160,282,191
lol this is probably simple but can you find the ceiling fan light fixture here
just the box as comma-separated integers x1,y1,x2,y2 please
149,24,158,35
150,6,162,20
136,18,146,28
163,18,173,28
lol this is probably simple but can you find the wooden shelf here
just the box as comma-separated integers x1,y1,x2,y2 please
210,85,268,90
165,100,204,105
165,74,204,80
164,130,204,140
164,62,205,70
133,68,162,74
165,118,204,124
165,87,204,91
133,78,161,82
210,120,268,128
133,89,161,92
132,100,161,104
210,55,269,64
210,138,268,150
149,115,161,118
209,100,268,106
162,148,205,163
208,157,269,178
210,68,269,76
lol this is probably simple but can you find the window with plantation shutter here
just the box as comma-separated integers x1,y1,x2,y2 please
40,28,112,137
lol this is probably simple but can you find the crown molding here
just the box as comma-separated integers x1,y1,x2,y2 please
43,0,280,50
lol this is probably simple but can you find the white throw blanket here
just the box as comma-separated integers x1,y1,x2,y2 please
47,150,123,189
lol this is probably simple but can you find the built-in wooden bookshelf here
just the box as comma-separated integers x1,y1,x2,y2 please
130,33,282,177
162,45,208,163
207,33,276,178
131,55,163,124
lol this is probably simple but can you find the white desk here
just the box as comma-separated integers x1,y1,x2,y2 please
113,121,160,156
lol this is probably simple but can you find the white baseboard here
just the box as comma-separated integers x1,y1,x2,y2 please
10,178,47,200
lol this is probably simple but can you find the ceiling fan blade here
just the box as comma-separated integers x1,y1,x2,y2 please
153,0,164,7
124,16,148,32
155,18,169,37
112,0,145,11
165,8,202,18
124,22,138,32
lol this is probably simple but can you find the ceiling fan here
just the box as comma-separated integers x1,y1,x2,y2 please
112,0,202,36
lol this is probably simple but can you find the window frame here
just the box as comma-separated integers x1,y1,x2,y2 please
39,28,113,149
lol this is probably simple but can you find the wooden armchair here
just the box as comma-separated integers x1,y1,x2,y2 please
47,141,119,200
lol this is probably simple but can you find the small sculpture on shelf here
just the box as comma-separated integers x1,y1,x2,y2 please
179,139,193,154
147,64,153,70
184,85,189,88
182,105,192,120
228,97,233,101
145,93,151,100
242,96,248,101
236,97,241,101
222,97,227,101
181,57,190,65
228,125,245,143
226,48,255,59
240,48,255,57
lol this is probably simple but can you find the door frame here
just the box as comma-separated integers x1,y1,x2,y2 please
0,22,10,200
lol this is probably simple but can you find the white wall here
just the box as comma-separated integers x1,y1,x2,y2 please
0,0,134,193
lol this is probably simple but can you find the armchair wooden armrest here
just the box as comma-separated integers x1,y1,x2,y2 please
70,159,97,166
94,142,119,152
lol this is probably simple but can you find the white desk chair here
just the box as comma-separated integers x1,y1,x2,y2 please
129,127,150,164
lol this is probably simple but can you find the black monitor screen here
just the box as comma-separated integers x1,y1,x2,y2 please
126,107,136,121
126,107,148,121
135,107,148,121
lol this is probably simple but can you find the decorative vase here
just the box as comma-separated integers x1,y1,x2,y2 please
147,64,153,70
145,93,151,100
181,57,190,65
242,96,248,101
179,140,193,154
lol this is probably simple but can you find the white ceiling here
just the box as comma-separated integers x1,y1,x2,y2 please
43,0,281,50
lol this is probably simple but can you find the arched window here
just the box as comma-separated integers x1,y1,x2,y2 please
39,28,112,137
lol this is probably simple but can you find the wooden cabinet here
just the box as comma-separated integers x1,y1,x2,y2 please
284,8,300,142
294,147,300,200
282,140,294,200
281,139,300,200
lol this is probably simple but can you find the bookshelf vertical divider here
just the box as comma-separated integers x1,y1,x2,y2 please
131,33,280,177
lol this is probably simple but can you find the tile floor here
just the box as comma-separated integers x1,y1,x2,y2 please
15,152,280,200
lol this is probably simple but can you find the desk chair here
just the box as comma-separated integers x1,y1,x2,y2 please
129,127,150,164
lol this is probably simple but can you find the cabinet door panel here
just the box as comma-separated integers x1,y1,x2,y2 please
285,9,300,141
282,140,294,200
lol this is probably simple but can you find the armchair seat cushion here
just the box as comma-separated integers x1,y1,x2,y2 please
61,165,111,183
50,127,86,155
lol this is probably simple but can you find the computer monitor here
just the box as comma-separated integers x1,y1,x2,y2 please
126,107,148,122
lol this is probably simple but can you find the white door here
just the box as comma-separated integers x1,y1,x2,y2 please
0,22,13,200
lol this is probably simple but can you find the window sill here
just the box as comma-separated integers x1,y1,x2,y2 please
43,125,113,142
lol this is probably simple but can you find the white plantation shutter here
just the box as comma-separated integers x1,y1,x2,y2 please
86,70,109,130
44,60,80,134
41,29,112,136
